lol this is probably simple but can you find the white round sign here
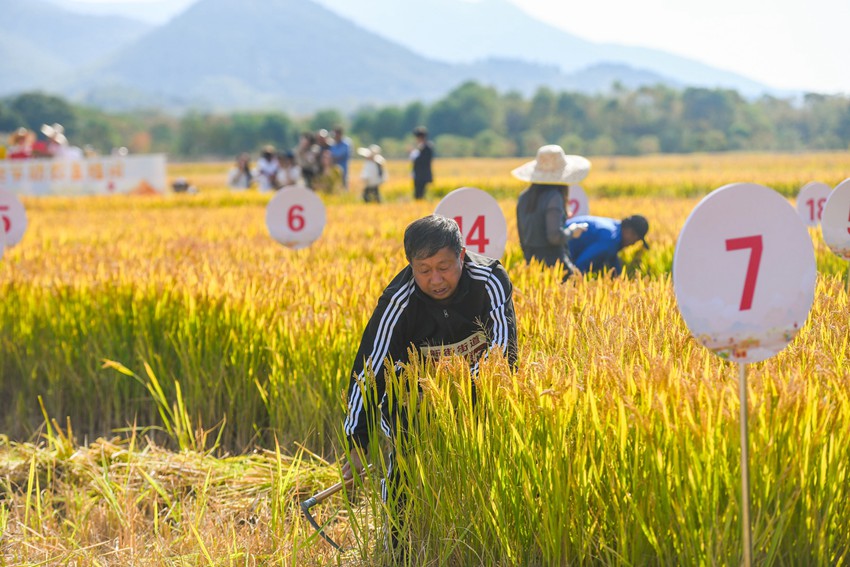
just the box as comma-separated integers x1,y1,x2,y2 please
566,184,590,219
265,186,326,250
0,221,5,261
434,186,507,259
821,178,850,260
0,189,27,247
795,181,832,227
673,182,815,363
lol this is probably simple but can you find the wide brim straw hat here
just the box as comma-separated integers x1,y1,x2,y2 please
8,127,35,145
357,144,384,161
511,144,590,185
41,123,68,145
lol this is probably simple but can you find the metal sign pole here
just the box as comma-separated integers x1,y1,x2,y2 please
738,362,753,567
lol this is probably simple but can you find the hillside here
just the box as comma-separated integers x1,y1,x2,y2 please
71,0,468,112
0,0,152,95
313,0,776,97
2,0,780,113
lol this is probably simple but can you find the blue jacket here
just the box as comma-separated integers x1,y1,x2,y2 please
567,215,623,275
330,139,352,182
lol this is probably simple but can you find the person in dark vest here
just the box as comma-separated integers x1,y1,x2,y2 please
410,126,434,200
514,145,591,279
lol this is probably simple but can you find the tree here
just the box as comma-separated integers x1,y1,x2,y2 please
8,92,77,135
309,109,345,133
0,102,24,132
428,82,499,138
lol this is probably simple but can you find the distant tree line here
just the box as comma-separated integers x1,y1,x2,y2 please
2,82,850,159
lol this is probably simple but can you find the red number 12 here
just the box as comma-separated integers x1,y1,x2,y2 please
725,235,763,311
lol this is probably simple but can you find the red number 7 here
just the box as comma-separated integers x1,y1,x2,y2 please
725,235,763,311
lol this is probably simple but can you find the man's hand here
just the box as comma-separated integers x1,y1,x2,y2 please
341,447,366,485
564,222,589,239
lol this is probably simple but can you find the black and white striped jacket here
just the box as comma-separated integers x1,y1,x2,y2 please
344,251,518,449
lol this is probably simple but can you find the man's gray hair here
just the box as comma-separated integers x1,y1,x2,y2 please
404,215,463,262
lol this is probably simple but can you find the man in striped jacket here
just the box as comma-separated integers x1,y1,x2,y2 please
341,214,517,548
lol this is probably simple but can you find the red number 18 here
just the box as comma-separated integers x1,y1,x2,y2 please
805,197,826,222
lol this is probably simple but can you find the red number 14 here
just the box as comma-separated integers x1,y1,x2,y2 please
454,215,490,253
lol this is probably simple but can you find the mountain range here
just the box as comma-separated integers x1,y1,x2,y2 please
2,0,788,114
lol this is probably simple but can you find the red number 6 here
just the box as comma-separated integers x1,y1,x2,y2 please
287,204,305,232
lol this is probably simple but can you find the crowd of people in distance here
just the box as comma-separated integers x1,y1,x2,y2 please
228,125,439,203
0,124,90,161
228,126,365,196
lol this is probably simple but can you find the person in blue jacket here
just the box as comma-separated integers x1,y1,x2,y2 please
566,214,649,276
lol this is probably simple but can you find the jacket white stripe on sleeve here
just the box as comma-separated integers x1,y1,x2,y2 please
466,265,510,354
344,279,415,436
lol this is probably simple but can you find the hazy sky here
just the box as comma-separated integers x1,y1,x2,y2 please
516,0,848,95
61,0,849,95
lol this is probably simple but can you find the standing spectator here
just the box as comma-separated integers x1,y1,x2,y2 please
256,145,280,192
276,150,303,188
514,145,591,279
6,128,35,159
296,132,320,188
41,123,83,160
357,144,387,203
410,126,434,200
227,152,253,190
329,126,353,189
312,148,344,194
316,129,332,152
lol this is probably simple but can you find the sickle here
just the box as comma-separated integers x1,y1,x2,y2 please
301,464,374,550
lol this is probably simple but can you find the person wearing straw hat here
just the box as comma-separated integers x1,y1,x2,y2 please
41,123,84,160
513,144,591,279
256,144,280,192
566,214,650,276
6,128,36,159
357,144,387,203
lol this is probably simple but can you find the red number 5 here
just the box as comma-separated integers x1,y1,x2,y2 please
725,235,763,311
0,205,10,233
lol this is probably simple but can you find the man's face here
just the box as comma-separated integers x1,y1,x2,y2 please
411,246,465,301
621,226,640,247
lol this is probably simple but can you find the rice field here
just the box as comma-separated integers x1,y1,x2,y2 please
1,152,849,565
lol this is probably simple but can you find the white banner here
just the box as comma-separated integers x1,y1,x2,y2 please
0,154,167,196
